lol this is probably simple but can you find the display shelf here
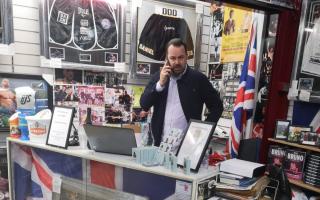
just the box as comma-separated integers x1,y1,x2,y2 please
222,0,294,12
268,138,320,153
288,179,320,194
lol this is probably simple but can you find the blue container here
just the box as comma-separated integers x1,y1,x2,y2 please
18,113,29,141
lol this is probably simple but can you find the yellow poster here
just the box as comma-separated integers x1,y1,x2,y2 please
220,4,253,63
132,85,145,108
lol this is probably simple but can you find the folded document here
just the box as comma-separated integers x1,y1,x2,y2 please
219,158,265,178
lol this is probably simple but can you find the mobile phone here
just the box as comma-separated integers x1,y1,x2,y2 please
165,59,171,67
165,59,172,76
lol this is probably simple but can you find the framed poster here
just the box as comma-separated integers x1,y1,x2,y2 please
287,126,312,143
47,106,74,148
0,73,52,132
134,0,197,76
39,0,125,68
176,119,216,172
274,120,290,140
293,0,320,91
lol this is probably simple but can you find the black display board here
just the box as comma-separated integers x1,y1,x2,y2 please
40,0,124,67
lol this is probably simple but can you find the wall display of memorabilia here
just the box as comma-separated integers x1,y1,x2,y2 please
105,72,127,87
53,69,138,126
208,64,223,80
0,75,51,130
55,68,83,85
209,2,223,64
136,0,196,76
220,4,253,63
293,0,320,92
41,0,123,67
78,86,105,125
301,1,320,76
105,85,133,124
251,14,278,138
54,85,79,107
220,62,243,119
84,71,106,86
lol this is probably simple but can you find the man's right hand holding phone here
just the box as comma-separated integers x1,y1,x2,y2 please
159,61,172,87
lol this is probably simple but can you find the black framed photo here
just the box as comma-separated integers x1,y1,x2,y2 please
176,119,216,172
274,120,290,140
298,78,314,91
46,106,74,149
287,126,312,143
300,131,319,146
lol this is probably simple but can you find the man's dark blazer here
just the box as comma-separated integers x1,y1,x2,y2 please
140,66,223,146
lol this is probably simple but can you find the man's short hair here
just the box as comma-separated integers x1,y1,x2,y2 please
165,38,187,55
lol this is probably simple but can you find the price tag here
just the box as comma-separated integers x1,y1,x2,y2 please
52,175,62,194
299,90,311,102
50,58,62,68
196,4,204,14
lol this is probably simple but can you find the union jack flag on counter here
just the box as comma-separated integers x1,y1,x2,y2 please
228,20,257,158
12,143,83,200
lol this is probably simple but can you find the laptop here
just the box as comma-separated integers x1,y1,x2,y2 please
83,124,137,156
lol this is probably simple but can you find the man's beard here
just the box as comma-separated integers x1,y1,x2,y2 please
171,65,185,77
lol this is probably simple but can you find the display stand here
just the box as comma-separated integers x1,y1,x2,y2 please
268,138,320,194
7,138,218,200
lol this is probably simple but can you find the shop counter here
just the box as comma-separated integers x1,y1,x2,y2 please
7,138,218,200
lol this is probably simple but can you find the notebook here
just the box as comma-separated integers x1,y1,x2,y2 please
83,124,137,156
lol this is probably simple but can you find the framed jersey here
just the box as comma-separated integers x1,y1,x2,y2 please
40,0,125,69
134,0,197,77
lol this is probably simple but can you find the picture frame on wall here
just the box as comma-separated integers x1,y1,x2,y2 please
0,73,53,132
39,0,125,68
287,125,312,143
176,119,216,172
134,0,197,77
274,120,290,140
298,78,314,91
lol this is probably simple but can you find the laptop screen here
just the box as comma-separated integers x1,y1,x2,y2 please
83,124,137,156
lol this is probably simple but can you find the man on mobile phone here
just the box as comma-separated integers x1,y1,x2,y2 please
140,38,223,146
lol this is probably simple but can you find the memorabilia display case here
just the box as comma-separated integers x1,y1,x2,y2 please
39,0,127,70
292,0,320,93
129,0,206,79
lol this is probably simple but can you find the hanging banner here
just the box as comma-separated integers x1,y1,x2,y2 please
220,4,253,63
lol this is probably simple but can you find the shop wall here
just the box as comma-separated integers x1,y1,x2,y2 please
0,0,132,76
0,0,53,75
